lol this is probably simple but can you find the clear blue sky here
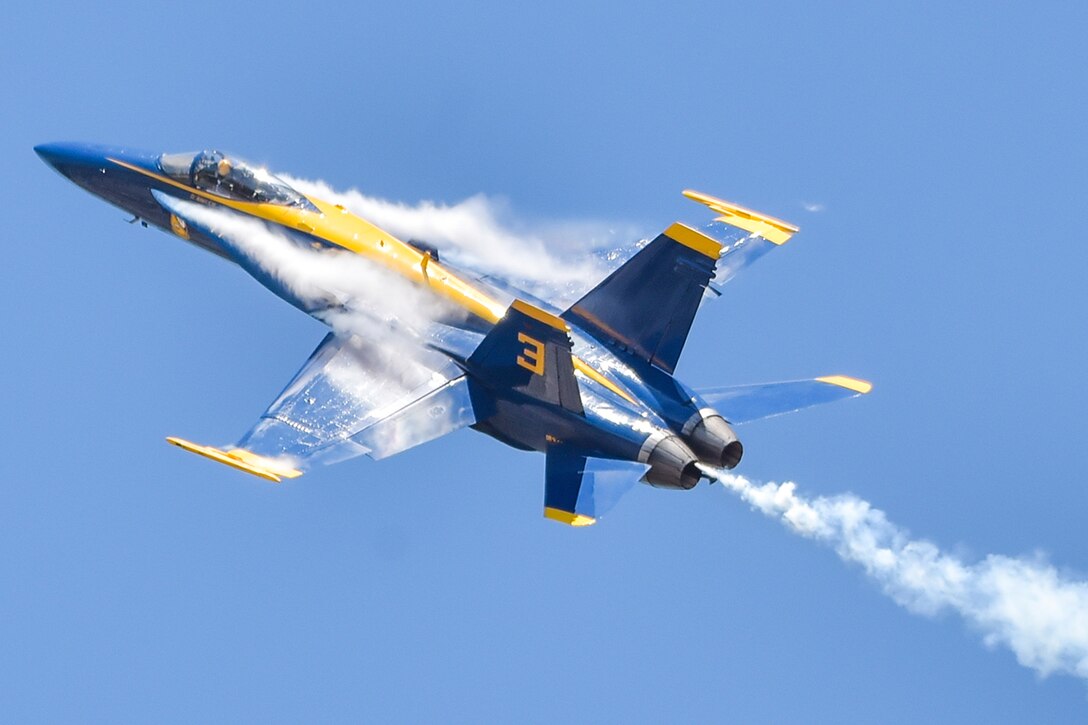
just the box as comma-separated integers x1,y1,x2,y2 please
4,2,1087,721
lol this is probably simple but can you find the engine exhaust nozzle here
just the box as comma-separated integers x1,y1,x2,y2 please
683,410,744,470
639,431,702,490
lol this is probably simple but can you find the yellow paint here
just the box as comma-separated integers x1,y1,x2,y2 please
225,448,304,478
516,332,546,375
572,358,636,404
169,213,189,240
682,189,798,245
114,158,640,408
815,375,873,394
510,299,569,331
166,437,302,482
544,507,597,526
664,222,723,259
110,158,509,325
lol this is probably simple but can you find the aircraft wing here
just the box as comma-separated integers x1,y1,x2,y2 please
167,332,476,481
697,375,872,425
680,190,800,295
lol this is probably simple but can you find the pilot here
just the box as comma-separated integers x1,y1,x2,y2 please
191,150,226,191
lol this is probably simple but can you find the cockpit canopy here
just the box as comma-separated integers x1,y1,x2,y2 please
159,150,315,209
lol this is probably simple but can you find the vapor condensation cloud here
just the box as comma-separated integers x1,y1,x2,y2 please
167,197,455,335
162,196,476,403
283,176,642,305
705,467,1088,682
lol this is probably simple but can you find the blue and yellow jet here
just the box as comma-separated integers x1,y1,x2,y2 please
36,142,871,526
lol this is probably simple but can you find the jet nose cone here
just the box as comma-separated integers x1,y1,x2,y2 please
34,142,69,169
34,141,103,181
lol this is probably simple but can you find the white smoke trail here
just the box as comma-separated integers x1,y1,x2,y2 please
705,466,1088,682
282,176,643,305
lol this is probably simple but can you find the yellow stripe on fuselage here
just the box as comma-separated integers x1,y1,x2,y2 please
114,157,639,405
572,358,636,404
110,158,508,324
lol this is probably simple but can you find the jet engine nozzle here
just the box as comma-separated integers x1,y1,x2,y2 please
640,432,702,490
682,409,743,469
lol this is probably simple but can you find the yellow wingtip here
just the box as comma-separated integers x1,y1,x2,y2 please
682,189,799,245
166,437,303,482
815,375,874,395
544,507,597,527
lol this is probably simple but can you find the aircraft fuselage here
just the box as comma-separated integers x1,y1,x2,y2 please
35,142,729,494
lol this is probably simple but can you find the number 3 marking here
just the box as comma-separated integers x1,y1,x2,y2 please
516,332,545,375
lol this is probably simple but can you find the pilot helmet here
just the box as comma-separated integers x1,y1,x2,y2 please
217,158,233,177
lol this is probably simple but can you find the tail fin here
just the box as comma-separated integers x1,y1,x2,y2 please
467,299,584,414
563,222,722,373
564,193,799,373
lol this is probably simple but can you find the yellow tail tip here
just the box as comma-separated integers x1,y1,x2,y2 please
544,507,597,526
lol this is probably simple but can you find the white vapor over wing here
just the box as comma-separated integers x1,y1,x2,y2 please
283,176,643,306
167,199,462,395
705,467,1088,682
169,198,453,335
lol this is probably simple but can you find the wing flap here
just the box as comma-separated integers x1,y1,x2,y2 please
352,375,476,460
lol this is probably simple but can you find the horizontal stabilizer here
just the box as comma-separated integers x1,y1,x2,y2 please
166,437,303,482
697,375,872,425
543,452,642,526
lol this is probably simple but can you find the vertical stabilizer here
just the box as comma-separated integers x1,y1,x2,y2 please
467,299,584,414
563,223,722,373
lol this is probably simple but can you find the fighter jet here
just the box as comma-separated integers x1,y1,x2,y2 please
35,142,870,525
